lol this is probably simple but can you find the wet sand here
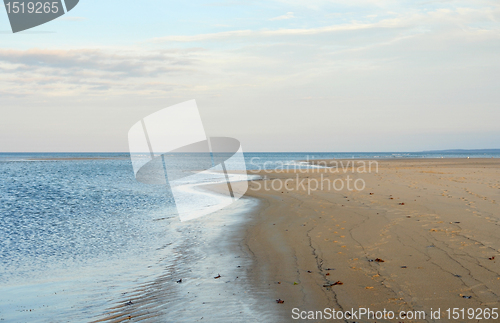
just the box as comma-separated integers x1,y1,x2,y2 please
91,196,278,323
243,158,500,322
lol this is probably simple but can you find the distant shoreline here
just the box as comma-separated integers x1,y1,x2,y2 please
422,148,500,153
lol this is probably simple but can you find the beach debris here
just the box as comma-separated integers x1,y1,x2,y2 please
399,202,405,205
323,281,343,287
326,273,330,276
307,270,312,273
293,282,298,285
125,300,133,306
275,281,281,284
176,279,182,283
461,295,472,299
365,286,374,289
489,256,495,260
375,258,385,263
325,268,335,270
214,274,221,279
401,266,407,268
369,193,374,195
276,299,285,304
453,274,462,278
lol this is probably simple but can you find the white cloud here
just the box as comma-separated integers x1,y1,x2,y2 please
149,6,500,44
150,18,408,43
0,48,204,97
269,12,296,21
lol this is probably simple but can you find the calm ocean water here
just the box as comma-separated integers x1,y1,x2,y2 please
0,151,498,322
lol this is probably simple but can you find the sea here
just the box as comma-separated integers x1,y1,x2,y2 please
1,151,499,322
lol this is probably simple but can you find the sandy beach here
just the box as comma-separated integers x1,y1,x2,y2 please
243,158,500,322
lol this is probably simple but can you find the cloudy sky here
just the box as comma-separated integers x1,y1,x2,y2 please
0,0,499,152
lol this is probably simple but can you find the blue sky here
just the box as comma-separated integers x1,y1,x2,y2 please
1,0,499,151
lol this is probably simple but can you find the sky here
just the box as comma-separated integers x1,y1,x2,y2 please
0,0,499,152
